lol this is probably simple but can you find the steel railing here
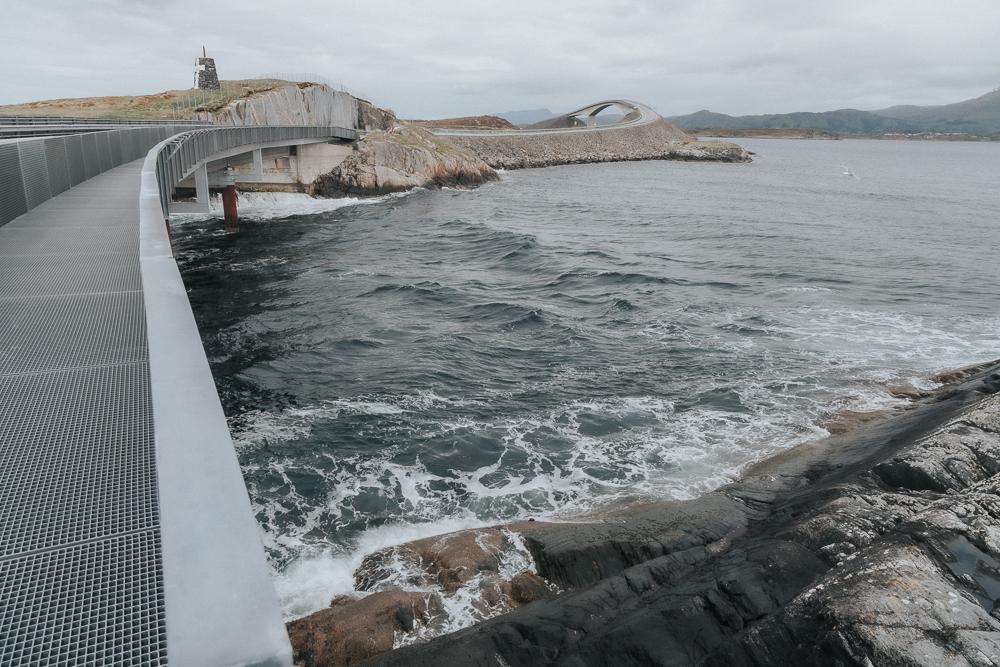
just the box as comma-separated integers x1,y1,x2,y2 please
152,125,357,216
0,115,215,126
0,124,358,226
0,124,206,225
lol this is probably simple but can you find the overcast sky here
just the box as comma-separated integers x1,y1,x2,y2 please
3,0,998,118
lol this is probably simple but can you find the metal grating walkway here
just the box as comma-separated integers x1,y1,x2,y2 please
0,124,328,666
0,162,168,665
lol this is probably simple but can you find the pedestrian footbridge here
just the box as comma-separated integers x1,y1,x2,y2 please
0,120,356,665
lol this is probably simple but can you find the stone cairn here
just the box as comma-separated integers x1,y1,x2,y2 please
194,46,220,90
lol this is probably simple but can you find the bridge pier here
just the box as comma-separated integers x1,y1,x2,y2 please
222,185,239,232
194,164,210,208
251,148,264,180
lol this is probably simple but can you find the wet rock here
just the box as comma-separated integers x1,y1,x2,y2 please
931,361,999,386
822,408,893,435
361,360,1000,666
886,382,930,400
476,579,514,614
510,572,551,604
875,399,1000,493
394,606,415,633
511,492,751,589
356,528,507,594
287,590,438,667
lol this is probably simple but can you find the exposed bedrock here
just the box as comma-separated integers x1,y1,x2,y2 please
331,361,1000,666
447,119,751,169
288,527,554,667
313,124,498,197
202,81,396,131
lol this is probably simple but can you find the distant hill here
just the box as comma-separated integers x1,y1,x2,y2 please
409,115,514,130
494,108,556,125
669,88,1000,135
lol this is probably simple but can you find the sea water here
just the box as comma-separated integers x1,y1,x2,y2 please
171,138,1000,620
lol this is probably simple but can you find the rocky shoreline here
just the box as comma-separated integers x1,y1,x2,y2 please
287,360,1000,666
446,119,750,170
311,117,748,197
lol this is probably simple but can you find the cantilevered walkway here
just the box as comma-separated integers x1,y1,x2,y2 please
0,122,354,665
1,162,179,665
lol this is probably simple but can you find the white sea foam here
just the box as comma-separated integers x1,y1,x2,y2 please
233,391,467,449
275,517,541,644
236,304,1000,626
170,190,419,223
274,516,492,620
248,386,836,623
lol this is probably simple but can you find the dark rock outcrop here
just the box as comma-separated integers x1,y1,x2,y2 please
359,362,1000,666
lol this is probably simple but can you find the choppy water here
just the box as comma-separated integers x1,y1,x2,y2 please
172,138,1000,619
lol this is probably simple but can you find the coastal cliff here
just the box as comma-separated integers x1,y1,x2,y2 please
287,361,1000,666
446,119,750,169
200,81,395,131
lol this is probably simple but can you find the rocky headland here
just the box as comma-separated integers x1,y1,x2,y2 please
313,124,498,196
287,360,1000,666
445,118,751,170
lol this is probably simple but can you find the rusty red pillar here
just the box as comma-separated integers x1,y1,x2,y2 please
222,185,239,232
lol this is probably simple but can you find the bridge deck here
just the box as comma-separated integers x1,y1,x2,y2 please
0,160,169,665
0,124,340,665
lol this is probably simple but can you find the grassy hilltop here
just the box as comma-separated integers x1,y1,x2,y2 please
0,79,299,119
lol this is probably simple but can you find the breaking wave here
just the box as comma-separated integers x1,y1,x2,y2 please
170,190,419,223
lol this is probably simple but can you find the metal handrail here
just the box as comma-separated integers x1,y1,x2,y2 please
0,115,216,126
151,124,357,216
0,124,208,226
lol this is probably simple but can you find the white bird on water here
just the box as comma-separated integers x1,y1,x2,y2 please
841,165,860,180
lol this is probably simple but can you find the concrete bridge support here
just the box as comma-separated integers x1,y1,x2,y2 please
168,139,354,219
194,164,210,208
251,148,264,180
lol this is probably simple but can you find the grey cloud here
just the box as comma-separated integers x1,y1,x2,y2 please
1,0,998,118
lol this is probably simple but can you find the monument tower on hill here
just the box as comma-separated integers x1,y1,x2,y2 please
194,46,220,90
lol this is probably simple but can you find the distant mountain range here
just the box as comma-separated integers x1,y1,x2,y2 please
493,108,556,125
668,88,1000,135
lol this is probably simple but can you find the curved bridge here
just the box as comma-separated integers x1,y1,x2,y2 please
0,120,355,665
527,99,655,130
431,99,661,137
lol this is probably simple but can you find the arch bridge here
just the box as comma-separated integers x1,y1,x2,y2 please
541,99,649,129
430,99,661,137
